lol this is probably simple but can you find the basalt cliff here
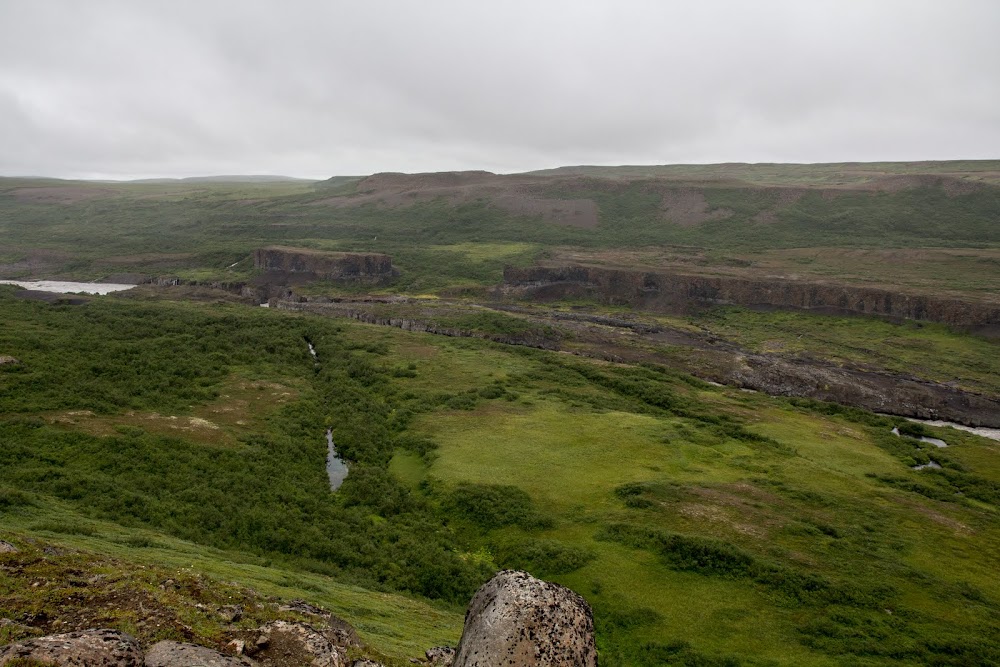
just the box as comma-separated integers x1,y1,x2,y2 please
503,264,1000,329
253,247,395,283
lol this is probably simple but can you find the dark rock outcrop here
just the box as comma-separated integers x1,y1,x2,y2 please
145,640,255,667
0,628,143,666
504,265,1000,327
253,247,394,282
453,570,596,667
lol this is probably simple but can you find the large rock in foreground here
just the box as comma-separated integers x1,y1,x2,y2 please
453,570,596,667
0,628,142,666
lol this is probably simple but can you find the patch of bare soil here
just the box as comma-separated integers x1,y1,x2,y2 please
94,253,197,269
9,187,115,204
45,380,296,446
356,171,499,193
658,188,733,227
312,171,605,228
492,195,599,228
863,174,986,196
0,249,75,278
746,187,810,224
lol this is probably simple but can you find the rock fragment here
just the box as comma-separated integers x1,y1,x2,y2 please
145,640,256,667
0,628,143,666
250,621,346,667
425,646,455,666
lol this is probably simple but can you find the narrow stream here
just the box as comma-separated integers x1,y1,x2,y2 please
891,427,948,448
326,428,349,490
308,339,348,490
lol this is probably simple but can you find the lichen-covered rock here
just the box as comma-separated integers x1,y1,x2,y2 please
274,601,361,649
425,646,455,666
0,628,142,666
145,640,255,667
0,540,17,554
250,621,346,667
453,570,596,667
0,356,20,365
217,605,244,623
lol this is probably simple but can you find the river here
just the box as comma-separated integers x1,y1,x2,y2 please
0,280,136,295
904,418,1000,443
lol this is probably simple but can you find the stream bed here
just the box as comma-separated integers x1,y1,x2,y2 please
326,429,348,490
904,418,1000,443
891,427,948,448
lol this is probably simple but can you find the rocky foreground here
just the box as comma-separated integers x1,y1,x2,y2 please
0,537,596,667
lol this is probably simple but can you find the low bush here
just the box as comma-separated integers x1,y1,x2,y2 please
442,483,552,531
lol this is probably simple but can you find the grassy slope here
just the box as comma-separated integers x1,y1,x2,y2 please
2,291,1000,664
0,291,482,659
0,507,462,662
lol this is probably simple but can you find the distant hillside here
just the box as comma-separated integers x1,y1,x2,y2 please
126,174,316,184
522,160,1000,186
2,160,1000,295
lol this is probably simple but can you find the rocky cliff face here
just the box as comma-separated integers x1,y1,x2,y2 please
253,247,394,281
504,265,1000,327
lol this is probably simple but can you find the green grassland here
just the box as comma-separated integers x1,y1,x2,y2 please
385,339,1000,665
3,289,999,664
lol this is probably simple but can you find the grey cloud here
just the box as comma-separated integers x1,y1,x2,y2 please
0,0,998,179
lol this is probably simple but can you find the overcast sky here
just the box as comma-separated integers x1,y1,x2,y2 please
1,0,998,180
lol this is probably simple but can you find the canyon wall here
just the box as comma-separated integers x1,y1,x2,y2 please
253,246,395,281
503,265,1000,327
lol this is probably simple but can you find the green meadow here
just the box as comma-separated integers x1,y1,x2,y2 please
381,333,1000,665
